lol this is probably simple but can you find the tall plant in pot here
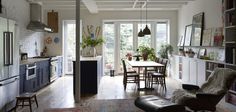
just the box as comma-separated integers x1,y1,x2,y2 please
158,44,173,59
138,46,156,61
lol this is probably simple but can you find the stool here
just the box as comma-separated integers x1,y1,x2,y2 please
15,92,38,112
135,95,185,112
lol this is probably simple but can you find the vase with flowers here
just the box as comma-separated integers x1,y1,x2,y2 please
126,53,132,61
81,25,104,57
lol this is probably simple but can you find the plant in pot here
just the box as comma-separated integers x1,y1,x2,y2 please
138,46,156,61
158,44,173,59
81,25,104,57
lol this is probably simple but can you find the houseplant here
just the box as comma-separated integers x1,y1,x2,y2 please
81,25,104,57
138,46,156,61
158,44,173,59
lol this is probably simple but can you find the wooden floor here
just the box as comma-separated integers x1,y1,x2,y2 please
16,75,235,112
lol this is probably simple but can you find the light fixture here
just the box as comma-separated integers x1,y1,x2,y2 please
143,0,151,35
138,2,144,37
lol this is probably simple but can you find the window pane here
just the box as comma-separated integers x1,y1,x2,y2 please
120,23,133,71
138,23,151,48
156,23,168,53
104,23,115,75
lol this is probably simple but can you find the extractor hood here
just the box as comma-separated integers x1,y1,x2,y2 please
27,3,53,32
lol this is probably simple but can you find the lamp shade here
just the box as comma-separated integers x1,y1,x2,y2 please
143,25,151,35
138,29,144,37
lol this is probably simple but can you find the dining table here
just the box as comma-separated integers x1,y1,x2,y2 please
126,60,164,90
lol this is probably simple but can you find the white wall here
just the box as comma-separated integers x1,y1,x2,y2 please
178,0,223,38
0,0,45,58
43,9,76,56
44,9,178,55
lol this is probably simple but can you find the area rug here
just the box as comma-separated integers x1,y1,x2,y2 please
44,99,144,112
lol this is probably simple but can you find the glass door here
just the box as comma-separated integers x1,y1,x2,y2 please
63,20,76,75
119,23,134,72
103,23,115,75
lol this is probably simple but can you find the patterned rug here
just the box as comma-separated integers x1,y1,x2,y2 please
44,99,144,112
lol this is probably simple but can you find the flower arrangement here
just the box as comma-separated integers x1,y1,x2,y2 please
138,46,156,61
126,53,132,61
185,48,195,58
158,44,173,59
81,25,104,48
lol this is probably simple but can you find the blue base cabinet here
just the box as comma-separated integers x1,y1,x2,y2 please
20,60,50,93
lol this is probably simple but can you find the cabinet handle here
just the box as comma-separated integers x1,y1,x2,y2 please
0,78,18,86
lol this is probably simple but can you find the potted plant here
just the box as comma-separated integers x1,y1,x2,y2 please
138,46,156,61
158,44,173,59
81,25,104,57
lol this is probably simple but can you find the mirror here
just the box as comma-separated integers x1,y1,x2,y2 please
191,12,204,46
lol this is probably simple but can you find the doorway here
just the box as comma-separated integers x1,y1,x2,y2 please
63,20,76,75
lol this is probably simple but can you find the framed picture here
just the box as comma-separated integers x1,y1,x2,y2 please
202,29,212,46
198,48,206,58
191,12,204,46
184,24,193,46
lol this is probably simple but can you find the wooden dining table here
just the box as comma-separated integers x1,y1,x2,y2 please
126,60,164,90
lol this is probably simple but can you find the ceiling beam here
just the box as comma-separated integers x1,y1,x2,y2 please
133,0,138,8
81,0,98,13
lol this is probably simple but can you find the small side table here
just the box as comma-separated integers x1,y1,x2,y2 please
15,92,38,112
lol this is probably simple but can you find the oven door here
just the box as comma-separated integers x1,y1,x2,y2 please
26,63,36,80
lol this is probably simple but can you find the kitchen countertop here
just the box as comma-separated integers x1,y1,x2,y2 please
20,58,50,65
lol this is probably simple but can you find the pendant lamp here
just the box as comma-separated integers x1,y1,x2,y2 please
143,0,151,35
138,2,144,37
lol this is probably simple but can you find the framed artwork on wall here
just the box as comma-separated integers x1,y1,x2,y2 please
198,48,206,58
184,24,193,46
202,29,212,46
191,12,204,46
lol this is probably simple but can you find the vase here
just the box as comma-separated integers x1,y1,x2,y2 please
82,46,97,57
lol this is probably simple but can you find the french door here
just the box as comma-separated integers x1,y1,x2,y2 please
103,21,154,75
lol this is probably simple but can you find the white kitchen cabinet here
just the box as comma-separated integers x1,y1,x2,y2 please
173,56,206,85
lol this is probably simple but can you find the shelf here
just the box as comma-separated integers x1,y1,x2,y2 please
225,41,236,44
225,8,236,13
225,25,236,29
183,46,224,48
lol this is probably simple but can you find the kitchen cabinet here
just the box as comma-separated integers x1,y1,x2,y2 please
57,56,63,77
20,59,50,93
73,56,103,94
174,56,206,86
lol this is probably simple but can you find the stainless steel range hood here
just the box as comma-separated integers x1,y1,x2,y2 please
27,3,53,32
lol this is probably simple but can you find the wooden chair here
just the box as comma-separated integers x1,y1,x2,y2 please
149,59,168,89
122,59,140,90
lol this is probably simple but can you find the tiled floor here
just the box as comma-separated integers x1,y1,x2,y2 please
16,75,235,112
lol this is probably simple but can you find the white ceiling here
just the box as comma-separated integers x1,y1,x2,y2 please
33,0,195,13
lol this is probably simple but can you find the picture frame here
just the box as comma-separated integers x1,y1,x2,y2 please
198,48,206,58
191,12,204,46
178,36,184,46
184,24,193,46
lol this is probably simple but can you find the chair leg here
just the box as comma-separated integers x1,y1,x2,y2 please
28,98,32,112
34,95,39,108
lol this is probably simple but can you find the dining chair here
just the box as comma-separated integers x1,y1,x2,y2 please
121,59,140,90
149,59,168,89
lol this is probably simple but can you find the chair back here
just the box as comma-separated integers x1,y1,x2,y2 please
155,57,160,63
200,68,236,95
159,59,168,75
159,58,163,64
121,59,127,77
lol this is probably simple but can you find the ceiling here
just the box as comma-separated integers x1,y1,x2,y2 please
33,0,195,13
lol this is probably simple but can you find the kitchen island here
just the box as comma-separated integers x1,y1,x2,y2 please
73,56,103,94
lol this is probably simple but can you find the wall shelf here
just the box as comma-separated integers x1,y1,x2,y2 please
225,8,236,13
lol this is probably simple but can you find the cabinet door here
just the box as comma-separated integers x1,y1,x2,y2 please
182,58,190,83
19,65,26,94
197,60,206,86
189,59,198,85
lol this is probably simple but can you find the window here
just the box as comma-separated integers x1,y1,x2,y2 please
156,22,168,53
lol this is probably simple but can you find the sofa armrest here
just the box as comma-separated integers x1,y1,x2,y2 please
182,84,200,91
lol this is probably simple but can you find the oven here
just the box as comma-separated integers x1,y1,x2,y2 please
26,63,36,80
50,57,58,82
